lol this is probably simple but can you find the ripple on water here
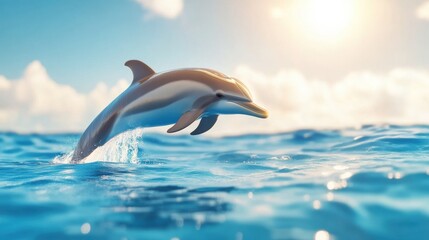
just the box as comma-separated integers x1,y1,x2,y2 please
1,125,429,239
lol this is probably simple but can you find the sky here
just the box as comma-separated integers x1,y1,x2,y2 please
1,0,429,135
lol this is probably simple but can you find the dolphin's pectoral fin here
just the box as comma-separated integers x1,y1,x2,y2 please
125,60,156,85
168,95,217,134
167,110,203,133
190,115,218,135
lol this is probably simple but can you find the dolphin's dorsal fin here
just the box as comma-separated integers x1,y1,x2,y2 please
125,60,156,84
191,115,218,135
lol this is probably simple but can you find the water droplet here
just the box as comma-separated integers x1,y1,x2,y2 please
353,136,363,141
312,200,321,210
388,172,402,180
129,191,138,198
80,223,91,234
193,213,205,230
326,180,347,190
314,230,330,240
340,172,353,179
326,192,334,201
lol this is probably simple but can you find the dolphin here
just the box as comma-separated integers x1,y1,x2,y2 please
71,60,268,162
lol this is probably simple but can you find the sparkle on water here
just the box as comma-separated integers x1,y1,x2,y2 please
1,125,429,239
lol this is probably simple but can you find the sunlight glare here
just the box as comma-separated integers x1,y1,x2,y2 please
296,0,357,41
271,7,285,19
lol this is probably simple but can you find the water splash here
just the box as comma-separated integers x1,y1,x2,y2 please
53,128,144,164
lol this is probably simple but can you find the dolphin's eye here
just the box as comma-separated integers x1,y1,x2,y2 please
216,92,224,98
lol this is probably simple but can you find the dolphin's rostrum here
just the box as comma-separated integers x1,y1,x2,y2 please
72,60,268,162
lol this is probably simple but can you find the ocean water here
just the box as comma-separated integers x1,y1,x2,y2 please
1,125,429,240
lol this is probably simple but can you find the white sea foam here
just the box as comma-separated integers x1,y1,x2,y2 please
53,128,144,164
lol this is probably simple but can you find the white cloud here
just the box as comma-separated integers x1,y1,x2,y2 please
0,61,129,133
2,61,429,135
417,1,429,20
135,0,184,19
209,65,429,135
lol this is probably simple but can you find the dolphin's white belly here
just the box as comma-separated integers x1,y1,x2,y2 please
125,97,194,127
108,97,195,138
108,81,212,137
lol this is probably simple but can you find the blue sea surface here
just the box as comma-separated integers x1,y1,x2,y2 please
1,125,429,240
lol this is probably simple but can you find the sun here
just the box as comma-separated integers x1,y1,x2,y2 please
294,0,357,42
